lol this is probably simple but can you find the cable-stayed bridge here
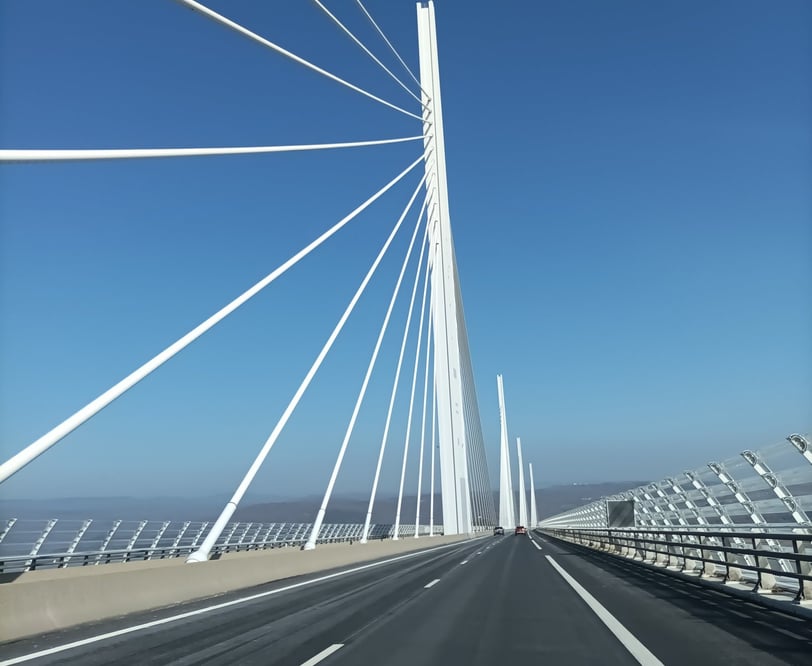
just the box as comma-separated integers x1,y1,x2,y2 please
1,3,810,665
1,0,497,553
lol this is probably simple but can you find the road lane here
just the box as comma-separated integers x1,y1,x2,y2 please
535,532,812,666
332,533,640,665
3,532,811,665
0,538,489,666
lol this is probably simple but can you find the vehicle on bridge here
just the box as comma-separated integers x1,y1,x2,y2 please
493,526,504,535
514,526,527,535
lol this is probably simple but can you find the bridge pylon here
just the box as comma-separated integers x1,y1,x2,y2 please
497,375,516,528
529,462,538,528
516,437,528,528
417,0,477,534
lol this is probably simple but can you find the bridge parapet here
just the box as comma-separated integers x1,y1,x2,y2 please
541,434,811,531
539,433,812,612
0,532,477,643
540,526,811,614
0,520,448,574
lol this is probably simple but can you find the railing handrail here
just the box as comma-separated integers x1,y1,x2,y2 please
549,526,812,540
0,521,449,573
540,526,812,603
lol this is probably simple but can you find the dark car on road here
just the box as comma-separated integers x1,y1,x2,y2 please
493,526,504,536
514,525,527,535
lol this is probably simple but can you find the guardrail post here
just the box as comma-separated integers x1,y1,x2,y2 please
147,521,171,559
790,536,812,602
697,534,707,577
674,532,685,570
754,537,777,593
752,535,763,592
724,533,742,582
170,522,191,552
624,531,635,559
709,533,724,576
95,519,122,564
0,519,17,547
222,522,240,546
659,532,669,565
25,519,58,571
125,520,148,554
722,534,736,582
190,522,209,548
632,531,641,561
648,532,659,564
800,534,812,602
63,519,93,566
682,533,698,573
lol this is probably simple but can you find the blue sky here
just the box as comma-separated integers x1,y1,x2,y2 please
1,0,810,502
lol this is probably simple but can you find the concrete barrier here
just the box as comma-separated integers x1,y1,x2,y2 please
0,534,478,643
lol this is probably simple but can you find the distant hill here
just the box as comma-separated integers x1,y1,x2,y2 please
1,494,274,521
3,481,647,523
234,481,648,524
233,494,436,524
535,482,647,519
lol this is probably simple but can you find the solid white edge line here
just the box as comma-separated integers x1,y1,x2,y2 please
545,556,664,666
0,539,485,666
299,643,344,666
424,578,440,589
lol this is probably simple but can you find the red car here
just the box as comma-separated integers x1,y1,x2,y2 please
514,525,527,535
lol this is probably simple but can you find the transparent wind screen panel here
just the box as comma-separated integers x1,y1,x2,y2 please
692,465,736,523
758,438,806,474
757,440,812,518
724,455,766,497
653,484,689,525
0,520,56,557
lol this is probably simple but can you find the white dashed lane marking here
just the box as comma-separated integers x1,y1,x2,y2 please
299,644,344,666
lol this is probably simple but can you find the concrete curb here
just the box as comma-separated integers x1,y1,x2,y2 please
1,534,477,643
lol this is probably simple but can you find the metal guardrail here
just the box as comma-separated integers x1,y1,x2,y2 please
0,520,448,574
542,527,812,603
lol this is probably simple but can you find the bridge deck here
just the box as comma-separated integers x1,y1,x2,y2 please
2,534,810,665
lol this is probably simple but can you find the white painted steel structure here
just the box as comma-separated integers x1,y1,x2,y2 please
540,433,812,601
0,1,496,561
417,0,476,536
529,462,538,528
788,433,812,465
0,519,443,574
742,448,810,524
541,433,812,533
496,375,516,528
516,438,528,528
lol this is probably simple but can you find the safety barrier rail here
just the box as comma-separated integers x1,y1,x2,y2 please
0,520,448,573
541,526,812,604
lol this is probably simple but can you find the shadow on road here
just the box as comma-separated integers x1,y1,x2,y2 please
548,536,812,663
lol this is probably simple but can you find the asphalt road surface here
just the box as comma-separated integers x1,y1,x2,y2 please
2,532,810,665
